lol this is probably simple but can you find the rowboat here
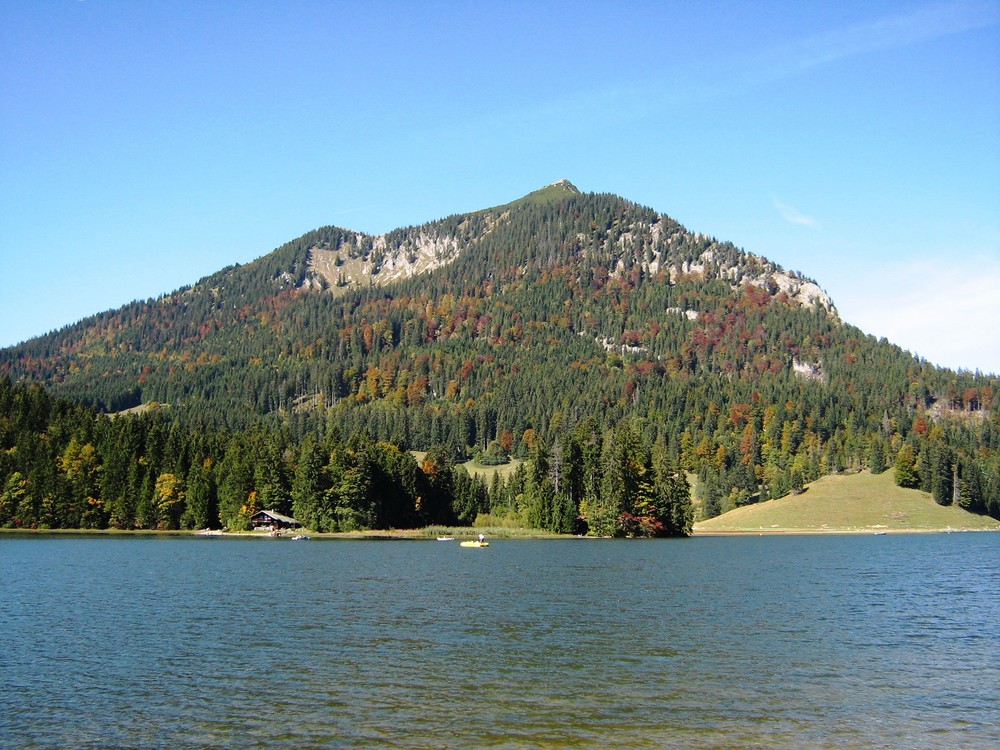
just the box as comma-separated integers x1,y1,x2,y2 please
459,540,489,548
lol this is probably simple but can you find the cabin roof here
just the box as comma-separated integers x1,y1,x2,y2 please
252,509,299,525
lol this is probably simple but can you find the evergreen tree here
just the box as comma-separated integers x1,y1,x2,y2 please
956,460,985,514
596,422,643,536
218,438,255,530
254,433,291,514
329,445,375,531
930,442,953,506
653,448,693,536
291,434,326,530
181,459,217,530
418,444,455,525
452,467,487,526
866,437,886,474
894,443,920,489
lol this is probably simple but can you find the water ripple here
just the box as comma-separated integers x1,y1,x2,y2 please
1,534,998,748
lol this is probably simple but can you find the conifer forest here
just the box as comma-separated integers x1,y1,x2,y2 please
3,184,998,533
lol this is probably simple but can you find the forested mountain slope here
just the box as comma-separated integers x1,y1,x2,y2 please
2,181,999,525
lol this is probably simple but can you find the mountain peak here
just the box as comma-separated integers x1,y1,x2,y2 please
512,179,581,207
549,178,580,193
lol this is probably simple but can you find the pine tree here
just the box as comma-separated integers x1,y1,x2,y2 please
930,442,953,506
291,434,326,530
182,460,216,530
956,460,985,513
894,443,920,489
597,422,643,535
653,449,693,536
866,437,886,474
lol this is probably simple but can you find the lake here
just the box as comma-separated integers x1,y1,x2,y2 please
2,533,998,749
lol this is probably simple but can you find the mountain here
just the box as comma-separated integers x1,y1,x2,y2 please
2,181,999,525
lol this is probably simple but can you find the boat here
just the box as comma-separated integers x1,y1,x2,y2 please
436,536,455,541
459,540,489,548
290,535,310,541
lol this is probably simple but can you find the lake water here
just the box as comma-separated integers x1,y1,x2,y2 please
2,534,998,749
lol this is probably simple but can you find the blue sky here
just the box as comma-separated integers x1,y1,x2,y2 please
2,0,999,373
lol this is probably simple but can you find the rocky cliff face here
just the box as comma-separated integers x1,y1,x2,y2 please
302,181,836,319
308,231,463,293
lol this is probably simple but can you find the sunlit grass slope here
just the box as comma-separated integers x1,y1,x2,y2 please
410,451,524,480
694,471,1000,533
460,458,524,479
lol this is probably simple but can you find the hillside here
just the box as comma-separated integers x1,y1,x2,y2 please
2,181,999,527
694,471,1000,533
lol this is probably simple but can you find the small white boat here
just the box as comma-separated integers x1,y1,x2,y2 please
437,536,455,541
291,535,310,541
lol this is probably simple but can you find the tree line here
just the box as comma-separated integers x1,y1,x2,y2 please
0,376,692,536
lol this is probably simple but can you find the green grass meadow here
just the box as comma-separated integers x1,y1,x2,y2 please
694,470,1000,534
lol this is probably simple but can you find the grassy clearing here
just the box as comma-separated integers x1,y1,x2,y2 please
694,470,1000,534
109,402,168,418
461,458,524,479
410,451,524,480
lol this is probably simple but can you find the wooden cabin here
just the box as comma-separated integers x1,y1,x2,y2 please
249,509,302,530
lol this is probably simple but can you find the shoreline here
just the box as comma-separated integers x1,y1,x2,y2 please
0,526,560,540
2,526,997,539
690,527,1000,536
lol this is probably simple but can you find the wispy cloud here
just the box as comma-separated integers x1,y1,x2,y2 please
750,0,1000,85
772,196,818,227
